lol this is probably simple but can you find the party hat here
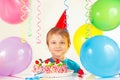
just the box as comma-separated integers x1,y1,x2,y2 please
55,10,67,29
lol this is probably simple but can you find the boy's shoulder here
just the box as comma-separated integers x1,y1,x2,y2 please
64,58,78,64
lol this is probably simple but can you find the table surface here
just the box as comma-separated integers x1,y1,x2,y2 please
0,73,120,80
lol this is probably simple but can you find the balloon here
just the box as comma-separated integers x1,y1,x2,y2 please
0,37,32,76
73,24,103,56
89,0,120,31
80,35,120,78
0,0,29,24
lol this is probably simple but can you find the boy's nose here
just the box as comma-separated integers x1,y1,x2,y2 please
56,43,61,48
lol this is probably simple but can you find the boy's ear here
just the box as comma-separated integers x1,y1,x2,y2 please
68,43,71,48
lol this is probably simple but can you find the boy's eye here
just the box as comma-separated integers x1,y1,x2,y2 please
60,42,65,44
51,42,56,44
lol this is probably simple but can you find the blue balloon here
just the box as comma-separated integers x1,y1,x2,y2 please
80,35,120,78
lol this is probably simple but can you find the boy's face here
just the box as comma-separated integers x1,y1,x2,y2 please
48,34,69,59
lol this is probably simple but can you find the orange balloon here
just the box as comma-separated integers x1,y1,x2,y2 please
73,24,103,56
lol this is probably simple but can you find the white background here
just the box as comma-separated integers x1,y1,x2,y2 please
0,0,120,78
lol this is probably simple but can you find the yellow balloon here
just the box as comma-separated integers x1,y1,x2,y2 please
73,24,103,56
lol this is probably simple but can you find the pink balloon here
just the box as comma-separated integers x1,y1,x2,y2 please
0,37,32,76
0,0,29,24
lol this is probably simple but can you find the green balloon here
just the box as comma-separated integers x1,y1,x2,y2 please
90,0,120,31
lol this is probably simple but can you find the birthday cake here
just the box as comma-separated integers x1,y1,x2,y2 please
32,58,73,78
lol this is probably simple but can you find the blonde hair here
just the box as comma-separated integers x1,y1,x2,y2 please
46,27,71,47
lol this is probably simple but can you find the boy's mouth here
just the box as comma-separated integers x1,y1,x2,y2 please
55,50,62,52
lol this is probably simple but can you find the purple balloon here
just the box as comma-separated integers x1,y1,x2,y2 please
0,37,32,76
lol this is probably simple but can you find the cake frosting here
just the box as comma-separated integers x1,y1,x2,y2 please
32,58,68,74
25,59,79,80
